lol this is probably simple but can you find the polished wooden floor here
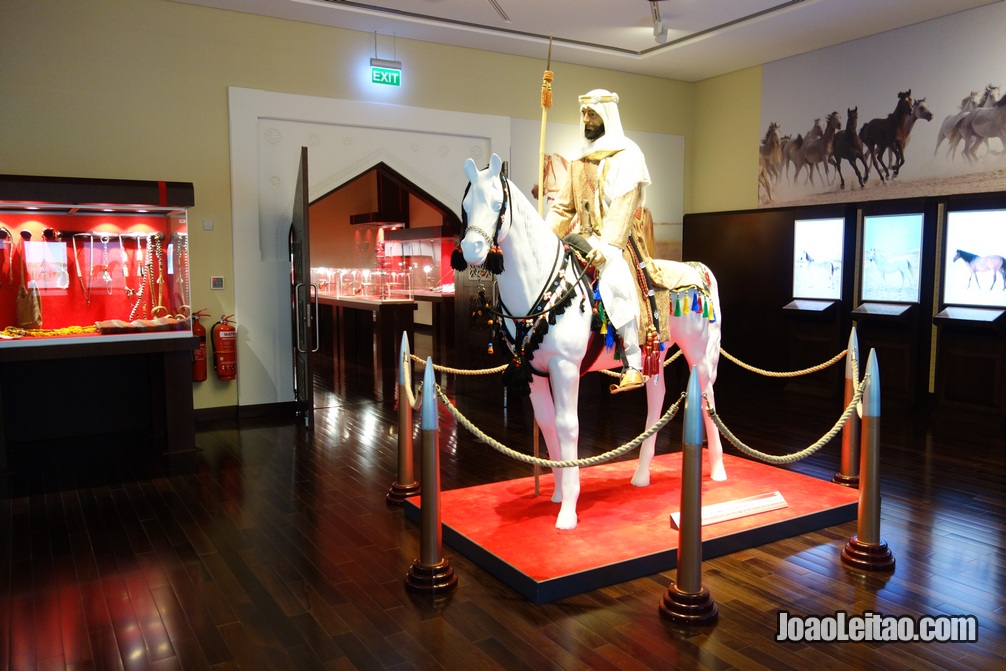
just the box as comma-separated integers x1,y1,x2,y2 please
2,332,1005,670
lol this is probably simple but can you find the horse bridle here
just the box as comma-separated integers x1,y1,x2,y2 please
460,164,511,250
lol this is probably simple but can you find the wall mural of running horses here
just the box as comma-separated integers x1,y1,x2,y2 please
759,2,1006,207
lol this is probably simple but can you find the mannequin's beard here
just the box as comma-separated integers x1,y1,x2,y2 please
584,121,605,141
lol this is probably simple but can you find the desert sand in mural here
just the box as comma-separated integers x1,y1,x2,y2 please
769,168,1006,208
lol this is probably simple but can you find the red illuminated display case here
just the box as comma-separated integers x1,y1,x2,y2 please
0,175,198,467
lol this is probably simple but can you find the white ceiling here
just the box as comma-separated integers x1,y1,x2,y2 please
176,0,999,82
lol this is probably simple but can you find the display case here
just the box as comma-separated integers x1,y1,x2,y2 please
0,175,193,341
0,175,198,465
312,266,413,300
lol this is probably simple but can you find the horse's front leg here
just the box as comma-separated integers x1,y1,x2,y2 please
548,359,582,530
632,353,667,487
528,375,563,503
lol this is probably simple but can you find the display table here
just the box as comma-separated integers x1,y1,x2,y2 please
317,294,416,401
0,332,199,471
412,290,455,355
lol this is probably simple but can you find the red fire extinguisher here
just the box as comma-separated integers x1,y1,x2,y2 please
211,314,237,381
192,309,209,382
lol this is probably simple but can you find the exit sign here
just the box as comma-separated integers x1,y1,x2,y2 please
371,67,401,86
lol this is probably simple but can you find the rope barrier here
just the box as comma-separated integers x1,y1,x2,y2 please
398,338,862,467
705,373,866,465
719,347,848,377
433,385,686,468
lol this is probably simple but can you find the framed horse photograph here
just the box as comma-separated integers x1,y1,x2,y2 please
861,213,924,304
792,217,845,300
943,209,1006,309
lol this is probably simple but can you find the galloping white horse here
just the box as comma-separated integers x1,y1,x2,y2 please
459,154,726,530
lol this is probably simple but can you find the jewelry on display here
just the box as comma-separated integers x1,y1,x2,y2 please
0,227,12,288
101,235,113,294
72,233,93,306
152,233,166,316
129,235,150,321
175,232,188,298
49,231,71,290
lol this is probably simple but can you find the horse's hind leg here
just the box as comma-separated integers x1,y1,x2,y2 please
675,322,727,482
631,354,667,488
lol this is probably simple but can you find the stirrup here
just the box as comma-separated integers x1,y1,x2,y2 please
609,368,645,394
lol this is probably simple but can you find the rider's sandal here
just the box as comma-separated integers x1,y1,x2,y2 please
609,368,646,394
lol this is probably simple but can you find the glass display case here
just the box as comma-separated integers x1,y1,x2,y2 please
0,176,193,343
0,174,198,462
312,266,413,300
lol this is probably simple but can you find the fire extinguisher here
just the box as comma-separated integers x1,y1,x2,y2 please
191,309,209,382
211,314,237,381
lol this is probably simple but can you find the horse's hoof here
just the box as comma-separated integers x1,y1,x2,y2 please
710,463,727,481
555,512,577,530
631,473,650,487
551,492,562,504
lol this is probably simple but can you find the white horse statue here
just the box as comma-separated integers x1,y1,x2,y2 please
458,153,726,530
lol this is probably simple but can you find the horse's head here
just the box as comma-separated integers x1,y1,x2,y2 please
953,249,963,263
847,107,858,128
913,97,933,122
458,153,509,272
826,111,842,132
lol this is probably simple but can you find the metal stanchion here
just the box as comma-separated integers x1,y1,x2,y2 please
388,333,420,505
834,327,861,487
660,366,718,625
841,349,895,572
405,358,458,595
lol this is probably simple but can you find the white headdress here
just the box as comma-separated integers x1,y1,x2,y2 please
578,89,650,193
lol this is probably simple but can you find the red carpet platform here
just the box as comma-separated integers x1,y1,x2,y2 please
404,452,859,603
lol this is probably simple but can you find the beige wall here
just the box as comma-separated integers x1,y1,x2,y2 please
692,67,763,213
0,0,759,409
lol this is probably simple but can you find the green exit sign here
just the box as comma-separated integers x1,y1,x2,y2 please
371,67,401,86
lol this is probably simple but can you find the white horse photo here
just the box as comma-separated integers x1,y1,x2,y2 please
866,248,915,289
459,154,726,530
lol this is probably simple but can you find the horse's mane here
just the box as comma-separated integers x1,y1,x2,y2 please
956,249,977,262
502,173,560,270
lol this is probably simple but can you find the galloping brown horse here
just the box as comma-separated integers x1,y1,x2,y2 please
830,107,869,189
859,90,914,183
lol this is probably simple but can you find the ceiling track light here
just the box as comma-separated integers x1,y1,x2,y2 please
650,1,668,44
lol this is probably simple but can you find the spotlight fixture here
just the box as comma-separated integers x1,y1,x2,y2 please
650,1,668,44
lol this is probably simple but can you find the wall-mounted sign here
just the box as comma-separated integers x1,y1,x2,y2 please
371,66,401,87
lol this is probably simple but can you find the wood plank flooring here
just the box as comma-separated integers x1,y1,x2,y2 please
2,334,1005,670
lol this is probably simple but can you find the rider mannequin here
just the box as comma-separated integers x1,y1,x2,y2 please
545,89,650,391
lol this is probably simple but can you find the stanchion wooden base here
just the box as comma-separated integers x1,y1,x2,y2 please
841,535,895,572
659,583,718,626
386,481,420,506
405,558,458,595
832,472,860,488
